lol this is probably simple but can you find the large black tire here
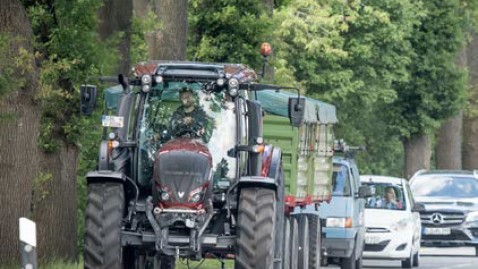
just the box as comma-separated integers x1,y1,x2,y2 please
84,183,125,269
290,217,299,269
298,215,309,269
307,214,321,269
235,187,276,269
282,216,291,269
340,241,356,269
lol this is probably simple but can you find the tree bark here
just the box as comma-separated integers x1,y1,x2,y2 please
98,0,133,74
436,111,463,169
32,145,78,262
463,32,478,170
436,47,466,170
404,134,432,179
134,0,188,60
0,0,41,265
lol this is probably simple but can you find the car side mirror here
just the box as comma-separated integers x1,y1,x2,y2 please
358,185,374,198
412,203,425,213
80,84,97,116
288,97,305,127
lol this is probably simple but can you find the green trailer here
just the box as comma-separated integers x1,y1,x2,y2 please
254,90,338,209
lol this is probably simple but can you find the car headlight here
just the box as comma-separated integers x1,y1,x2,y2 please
466,211,478,223
390,218,409,232
326,217,352,228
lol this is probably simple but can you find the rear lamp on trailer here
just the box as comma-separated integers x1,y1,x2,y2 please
161,192,170,201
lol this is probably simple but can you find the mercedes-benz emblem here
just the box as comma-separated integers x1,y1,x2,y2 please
431,213,444,224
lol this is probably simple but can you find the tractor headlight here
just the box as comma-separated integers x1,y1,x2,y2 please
228,78,239,97
188,187,205,203
141,75,152,85
466,211,478,223
161,192,170,201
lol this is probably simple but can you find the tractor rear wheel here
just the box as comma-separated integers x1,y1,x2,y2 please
235,187,276,269
84,182,125,269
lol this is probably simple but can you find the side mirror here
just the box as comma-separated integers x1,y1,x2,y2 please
80,84,97,116
412,203,426,213
288,97,305,127
358,185,374,198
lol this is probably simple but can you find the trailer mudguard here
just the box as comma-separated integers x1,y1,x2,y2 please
86,170,126,184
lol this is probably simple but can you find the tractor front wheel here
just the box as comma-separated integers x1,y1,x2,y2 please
235,187,277,269
84,182,125,269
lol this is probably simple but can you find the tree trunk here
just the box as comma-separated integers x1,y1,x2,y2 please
98,0,133,74
0,0,41,265
436,48,466,170
463,31,478,170
436,111,463,169
135,0,188,60
404,134,432,179
31,145,78,262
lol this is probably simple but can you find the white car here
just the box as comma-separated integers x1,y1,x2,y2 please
360,175,422,268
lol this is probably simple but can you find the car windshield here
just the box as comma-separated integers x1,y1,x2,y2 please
362,183,406,211
331,163,351,196
137,82,238,185
410,176,478,197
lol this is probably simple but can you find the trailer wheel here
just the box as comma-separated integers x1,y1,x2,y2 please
298,215,309,269
84,182,125,269
235,187,276,269
273,165,285,269
282,216,291,269
290,217,299,269
307,214,321,269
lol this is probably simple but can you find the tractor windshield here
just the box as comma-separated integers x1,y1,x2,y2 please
137,82,238,186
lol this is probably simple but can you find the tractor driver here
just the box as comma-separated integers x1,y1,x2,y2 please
169,87,212,143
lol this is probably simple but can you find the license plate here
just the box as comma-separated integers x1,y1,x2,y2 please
365,235,380,244
102,115,124,128
423,227,451,235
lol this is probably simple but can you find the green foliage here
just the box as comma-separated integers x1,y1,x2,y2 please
273,0,422,174
130,10,163,63
387,0,469,138
0,34,33,99
188,0,272,69
25,0,116,151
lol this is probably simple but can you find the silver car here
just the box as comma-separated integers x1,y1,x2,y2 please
409,170,478,256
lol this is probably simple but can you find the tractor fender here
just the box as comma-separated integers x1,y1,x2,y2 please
86,170,126,185
238,176,278,191
261,145,282,179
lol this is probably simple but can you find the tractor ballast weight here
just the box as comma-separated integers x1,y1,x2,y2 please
82,61,337,269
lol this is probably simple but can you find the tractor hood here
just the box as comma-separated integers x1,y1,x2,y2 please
154,138,212,205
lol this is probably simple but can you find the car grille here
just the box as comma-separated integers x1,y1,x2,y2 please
420,211,464,226
364,240,391,252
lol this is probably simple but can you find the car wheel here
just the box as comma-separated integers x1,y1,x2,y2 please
475,246,478,257
340,243,356,269
412,251,419,267
355,254,363,269
401,250,413,268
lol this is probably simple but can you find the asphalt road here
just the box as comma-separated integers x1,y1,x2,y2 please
326,247,478,269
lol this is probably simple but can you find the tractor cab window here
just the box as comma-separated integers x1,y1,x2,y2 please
137,83,238,187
